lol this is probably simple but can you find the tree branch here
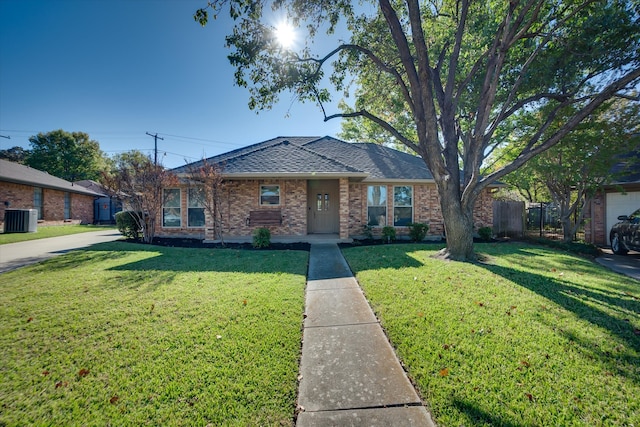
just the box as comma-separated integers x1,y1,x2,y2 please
324,109,420,153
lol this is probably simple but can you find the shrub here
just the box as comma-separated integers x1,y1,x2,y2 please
407,223,429,242
478,226,492,241
381,226,396,243
115,211,142,240
361,224,374,240
252,227,271,249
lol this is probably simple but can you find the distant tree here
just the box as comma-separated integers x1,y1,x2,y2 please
493,99,640,242
0,146,29,164
26,130,109,181
185,158,226,243
102,151,178,244
196,0,640,261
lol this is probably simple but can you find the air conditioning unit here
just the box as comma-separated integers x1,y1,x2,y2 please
3,209,38,233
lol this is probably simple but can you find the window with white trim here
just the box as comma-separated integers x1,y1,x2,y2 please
260,185,280,206
393,185,413,226
163,188,181,227
188,187,205,227
367,185,387,226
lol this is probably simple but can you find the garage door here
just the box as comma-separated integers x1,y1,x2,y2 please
606,191,640,244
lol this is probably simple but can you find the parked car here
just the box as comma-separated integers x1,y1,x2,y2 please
610,208,640,254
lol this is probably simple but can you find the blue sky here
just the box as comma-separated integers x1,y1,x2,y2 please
0,0,346,169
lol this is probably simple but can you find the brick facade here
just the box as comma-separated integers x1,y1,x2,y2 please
156,179,495,241
156,179,310,240
0,181,95,226
583,192,607,246
347,182,494,239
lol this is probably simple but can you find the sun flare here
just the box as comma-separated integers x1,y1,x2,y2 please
274,21,296,49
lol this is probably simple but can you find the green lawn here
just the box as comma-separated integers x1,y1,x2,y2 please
342,242,640,426
0,242,308,426
0,224,115,244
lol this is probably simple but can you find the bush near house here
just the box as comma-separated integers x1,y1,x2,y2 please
115,211,142,240
252,227,271,248
408,223,429,242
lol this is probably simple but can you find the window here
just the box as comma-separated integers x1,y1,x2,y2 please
260,185,280,206
393,186,413,226
64,192,71,219
163,188,181,227
316,193,330,211
34,187,43,220
367,185,387,226
188,187,205,227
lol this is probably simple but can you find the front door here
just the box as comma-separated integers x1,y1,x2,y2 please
308,180,339,234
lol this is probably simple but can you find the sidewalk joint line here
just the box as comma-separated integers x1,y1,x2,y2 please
304,321,379,329
308,402,424,413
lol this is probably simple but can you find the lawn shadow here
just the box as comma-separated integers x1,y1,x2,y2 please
452,398,527,427
89,241,310,275
340,243,429,272
478,254,640,380
29,249,131,272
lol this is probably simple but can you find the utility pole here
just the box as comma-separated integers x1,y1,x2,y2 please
146,132,164,165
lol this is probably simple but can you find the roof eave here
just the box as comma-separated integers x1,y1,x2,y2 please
176,172,369,180
1,177,105,196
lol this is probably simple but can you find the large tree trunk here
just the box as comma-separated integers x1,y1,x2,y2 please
437,186,476,261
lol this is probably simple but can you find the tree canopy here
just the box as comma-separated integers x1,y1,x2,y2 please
102,151,178,244
492,98,640,241
196,0,640,260
26,130,110,182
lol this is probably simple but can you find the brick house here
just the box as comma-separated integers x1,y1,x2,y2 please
0,159,105,227
584,151,640,246
157,136,496,242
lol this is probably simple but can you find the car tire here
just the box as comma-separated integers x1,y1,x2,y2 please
611,232,628,255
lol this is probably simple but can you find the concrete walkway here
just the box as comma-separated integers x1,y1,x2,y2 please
0,229,122,273
297,243,435,426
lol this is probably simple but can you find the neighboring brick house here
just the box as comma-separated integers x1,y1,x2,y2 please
584,151,640,246
0,159,105,227
160,136,496,241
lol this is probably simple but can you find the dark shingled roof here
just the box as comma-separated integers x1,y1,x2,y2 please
609,150,640,184
302,137,433,180
0,159,105,196
172,136,434,181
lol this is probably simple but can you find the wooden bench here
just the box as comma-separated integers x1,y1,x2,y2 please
247,210,282,226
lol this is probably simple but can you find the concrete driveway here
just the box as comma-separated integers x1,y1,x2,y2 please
0,230,122,273
596,248,640,281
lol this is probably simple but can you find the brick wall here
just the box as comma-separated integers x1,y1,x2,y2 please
0,181,95,226
155,179,309,240
584,192,607,245
155,179,495,241
347,182,494,239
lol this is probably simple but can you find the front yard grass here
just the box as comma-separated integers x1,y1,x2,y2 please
342,242,640,426
0,224,115,244
0,242,308,426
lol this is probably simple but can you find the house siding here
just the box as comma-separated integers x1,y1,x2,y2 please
0,181,95,226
